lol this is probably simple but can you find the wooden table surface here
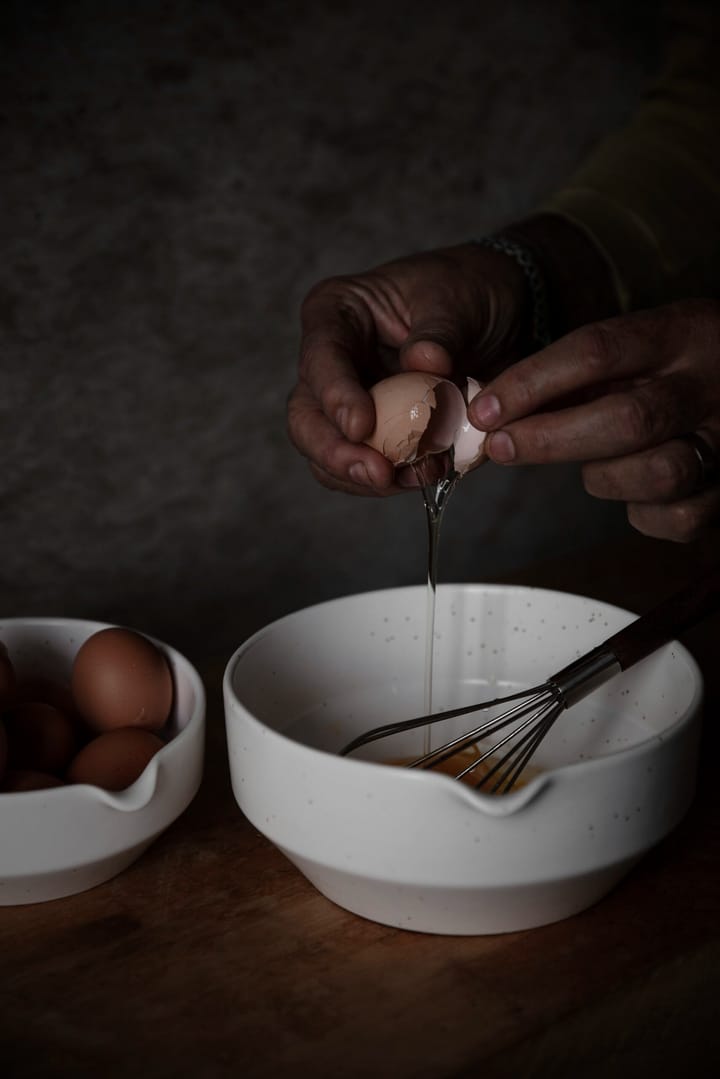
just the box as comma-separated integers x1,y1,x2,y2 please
2,532,719,1079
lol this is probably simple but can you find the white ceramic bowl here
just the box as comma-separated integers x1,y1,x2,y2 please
224,584,702,935
0,617,205,905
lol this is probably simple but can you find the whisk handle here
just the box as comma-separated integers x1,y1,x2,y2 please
604,566,720,671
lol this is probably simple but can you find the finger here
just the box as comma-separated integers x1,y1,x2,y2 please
299,288,377,442
398,272,479,376
287,382,395,490
297,332,376,443
399,297,465,375
582,438,706,504
308,461,406,498
400,338,454,376
483,373,699,465
468,318,661,431
627,486,720,542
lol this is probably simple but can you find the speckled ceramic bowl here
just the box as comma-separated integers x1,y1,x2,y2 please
0,618,205,905
223,585,702,935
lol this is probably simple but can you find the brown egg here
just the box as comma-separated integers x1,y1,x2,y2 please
2,768,66,792
0,641,17,711
365,373,460,466
71,627,173,733
66,728,164,791
365,372,487,474
16,676,91,743
4,701,78,775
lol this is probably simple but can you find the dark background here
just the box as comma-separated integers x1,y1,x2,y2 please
0,0,660,664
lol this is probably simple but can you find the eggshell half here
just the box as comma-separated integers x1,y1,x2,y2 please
365,373,466,465
365,373,438,465
365,372,487,474
454,377,488,475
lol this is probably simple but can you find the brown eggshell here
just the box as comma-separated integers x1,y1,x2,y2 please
71,628,173,733
2,768,66,792
453,377,488,475
0,718,7,784
365,373,465,466
4,701,79,775
66,728,165,791
0,641,17,711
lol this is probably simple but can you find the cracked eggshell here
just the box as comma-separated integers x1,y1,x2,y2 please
365,372,465,466
365,372,486,474
454,376,487,475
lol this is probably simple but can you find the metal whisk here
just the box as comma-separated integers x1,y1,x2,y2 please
340,569,720,793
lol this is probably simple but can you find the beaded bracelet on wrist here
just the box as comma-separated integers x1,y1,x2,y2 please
475,234,552,350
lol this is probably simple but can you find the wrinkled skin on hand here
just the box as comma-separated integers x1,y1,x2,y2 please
287,243,530,496
469,300,720,542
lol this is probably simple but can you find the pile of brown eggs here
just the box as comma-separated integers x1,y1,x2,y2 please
0,628,174,793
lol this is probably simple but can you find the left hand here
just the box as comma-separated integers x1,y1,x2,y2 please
468,300,720,542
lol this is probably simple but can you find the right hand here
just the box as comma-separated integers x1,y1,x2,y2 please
287,243,531,495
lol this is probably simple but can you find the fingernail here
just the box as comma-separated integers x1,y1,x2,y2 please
488,431,515,463
336,407,350,436
402,339,453,375
349,462,371,485
471,393,501,428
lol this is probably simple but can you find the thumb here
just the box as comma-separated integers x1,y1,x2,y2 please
398,303,474,377
400,336,454,376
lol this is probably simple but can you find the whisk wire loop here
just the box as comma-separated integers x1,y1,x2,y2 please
339,569,720,793
411,688,558,774
478,700,565,793
339,683,551,759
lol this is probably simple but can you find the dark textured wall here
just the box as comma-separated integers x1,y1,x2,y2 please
0,1,658,661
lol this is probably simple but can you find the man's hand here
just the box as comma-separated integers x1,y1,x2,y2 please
469,300,720,541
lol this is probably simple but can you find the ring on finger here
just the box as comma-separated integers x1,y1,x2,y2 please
685,432,719,491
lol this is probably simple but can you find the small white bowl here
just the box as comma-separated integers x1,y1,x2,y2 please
0,617,205,905
224,584,702,935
